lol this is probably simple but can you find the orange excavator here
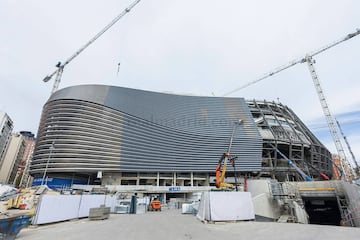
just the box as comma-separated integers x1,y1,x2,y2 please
148,196,161,211
215,119,242,191
215,152,238,190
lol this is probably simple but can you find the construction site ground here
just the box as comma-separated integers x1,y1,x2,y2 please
18,208,360,240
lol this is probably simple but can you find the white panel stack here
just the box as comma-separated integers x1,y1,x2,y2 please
32,195,116,225
197,191,255,222
78,195,107,218
32,195,81,225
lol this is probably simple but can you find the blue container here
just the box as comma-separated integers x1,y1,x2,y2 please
0,215,31,240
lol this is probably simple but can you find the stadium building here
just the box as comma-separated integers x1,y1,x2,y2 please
30,85,333,189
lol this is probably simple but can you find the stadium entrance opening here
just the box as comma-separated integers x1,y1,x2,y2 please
302,197,341,226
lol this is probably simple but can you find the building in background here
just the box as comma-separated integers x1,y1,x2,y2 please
331,155,353,181
30,85,334,189
0,133,25,184
15,131,36,188
0,112,13,168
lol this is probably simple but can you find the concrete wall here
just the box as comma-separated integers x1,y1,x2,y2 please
247,179,281,220
341,182,360,227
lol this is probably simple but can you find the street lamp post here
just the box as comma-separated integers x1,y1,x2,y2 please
227,119,243,153
41,141,55,185
228,119,243,191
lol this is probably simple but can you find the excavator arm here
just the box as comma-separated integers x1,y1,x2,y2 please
215,153,228,188
215,153,237,189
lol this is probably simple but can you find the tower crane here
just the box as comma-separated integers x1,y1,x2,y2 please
43,0,141,94
222,29,360,180
336,119,360,176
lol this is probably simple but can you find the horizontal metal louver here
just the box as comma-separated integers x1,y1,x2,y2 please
30,85,262,175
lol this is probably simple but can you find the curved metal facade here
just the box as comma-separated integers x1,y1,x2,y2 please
30,85,263,176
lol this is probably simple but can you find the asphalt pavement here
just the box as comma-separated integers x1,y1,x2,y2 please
18,209,360,240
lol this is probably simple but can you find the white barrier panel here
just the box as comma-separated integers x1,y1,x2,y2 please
77,195,106,218
196,192,210,221
105,195,116,213
32,194,116,225
33,195,81,225
197,192,255,222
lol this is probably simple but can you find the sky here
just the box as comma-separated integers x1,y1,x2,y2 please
0,0,359,166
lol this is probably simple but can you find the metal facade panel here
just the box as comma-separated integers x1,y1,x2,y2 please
32,85,262,174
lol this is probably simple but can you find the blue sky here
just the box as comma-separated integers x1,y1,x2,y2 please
0,0,359,165
309,110,360,167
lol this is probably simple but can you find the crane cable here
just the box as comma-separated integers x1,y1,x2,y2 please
222,29,360,97
43,0,142,94
222,29,360,180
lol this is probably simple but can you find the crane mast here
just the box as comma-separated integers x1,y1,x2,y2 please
305,56,354,180
222,29,360,180
43,0,142,94
336,119,360,176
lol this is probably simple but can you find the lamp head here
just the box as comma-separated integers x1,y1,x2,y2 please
43,75,52,82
